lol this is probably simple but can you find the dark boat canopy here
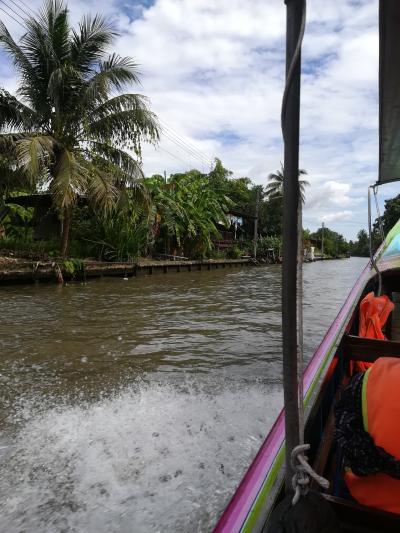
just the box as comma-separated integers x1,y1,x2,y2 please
378,0,400,185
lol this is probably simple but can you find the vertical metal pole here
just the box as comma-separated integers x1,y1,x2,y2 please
321,221,325,257
282,0,303,491
253,187,260,258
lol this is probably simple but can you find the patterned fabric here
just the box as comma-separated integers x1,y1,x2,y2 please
380,218,400,259
334,372,400,479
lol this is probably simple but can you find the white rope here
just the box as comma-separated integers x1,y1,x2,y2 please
368,186,382,296
291,444,330,506
373,185,385,244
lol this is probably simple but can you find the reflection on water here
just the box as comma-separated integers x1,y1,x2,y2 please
0,258,367,532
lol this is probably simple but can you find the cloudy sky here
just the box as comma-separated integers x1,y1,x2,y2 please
1,0,399,239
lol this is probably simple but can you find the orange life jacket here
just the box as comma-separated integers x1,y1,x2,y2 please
351,292,394,373
345,357,400,514
359,292,394,340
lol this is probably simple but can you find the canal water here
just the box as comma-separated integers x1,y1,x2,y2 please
0,257,367,532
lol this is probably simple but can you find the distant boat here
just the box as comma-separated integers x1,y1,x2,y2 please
213,1,400,531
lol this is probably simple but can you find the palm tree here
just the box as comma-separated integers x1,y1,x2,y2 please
266,163,309,204
0,0,159,256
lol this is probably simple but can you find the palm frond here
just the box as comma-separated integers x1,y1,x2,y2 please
0,21,31,74
0,144,34,194
47,64,81,112
88,154,147,208
35,0,70,62
16,134,55,178
50,148,88,208
97,54,141,89
80,159,119,212
22,0,68,62
83,57,142,107
0,90,40,131
0,22,43,107
88,141,144,183
90,93,150,120
71,14,116,73
88,107,160,148
266,164,309,202
16,1,71,116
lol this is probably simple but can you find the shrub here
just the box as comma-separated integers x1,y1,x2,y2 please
1,203,34,241
0,237,59,259
257,235,281,259
62,258,84,277
226,245,242,259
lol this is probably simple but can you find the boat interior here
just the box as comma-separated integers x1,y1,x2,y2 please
303,269,400,532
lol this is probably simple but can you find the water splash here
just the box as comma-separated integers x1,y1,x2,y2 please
0,380,282,533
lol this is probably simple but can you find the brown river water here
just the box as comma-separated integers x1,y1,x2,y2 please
0,257,367,532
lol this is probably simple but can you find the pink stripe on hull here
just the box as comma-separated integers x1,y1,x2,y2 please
214,411,285,532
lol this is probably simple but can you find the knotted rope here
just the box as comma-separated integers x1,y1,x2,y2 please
291,444,330,506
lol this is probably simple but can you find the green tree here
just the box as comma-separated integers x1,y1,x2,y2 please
146,174,185,253
374,194,400,235
266,163,309,204
311,226,349,257
146,170,231,258
258,195,283,237
225,177,253,211
208,158,233,196
350,229,370,257
0,0,159,256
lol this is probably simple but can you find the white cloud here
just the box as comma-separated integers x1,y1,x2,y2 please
0,0,394,238
322,211,353,224
307,181,352,209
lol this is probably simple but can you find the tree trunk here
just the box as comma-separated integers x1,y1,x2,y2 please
60,207,71,258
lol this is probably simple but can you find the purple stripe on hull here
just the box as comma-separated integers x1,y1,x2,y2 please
213,263,370,533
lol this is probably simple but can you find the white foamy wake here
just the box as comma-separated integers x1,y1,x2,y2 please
0,380,282,533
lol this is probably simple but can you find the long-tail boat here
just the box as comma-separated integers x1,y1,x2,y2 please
213,1,400,531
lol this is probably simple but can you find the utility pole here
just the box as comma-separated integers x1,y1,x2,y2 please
164,170,168,256
321,221,325,257
253,187,260,259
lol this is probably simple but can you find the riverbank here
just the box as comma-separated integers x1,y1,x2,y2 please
0,255,255,284
0,254,352,284
312,255,349,262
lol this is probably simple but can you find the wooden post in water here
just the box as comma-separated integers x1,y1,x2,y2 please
282,0,304,491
